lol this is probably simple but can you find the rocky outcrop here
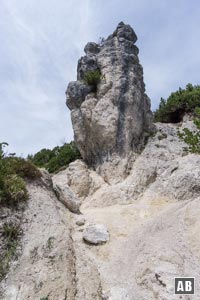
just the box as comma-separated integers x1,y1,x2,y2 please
66,22,154,167
3,119,200,300
53,159,106,198
2,22,200,300
54,120,200,300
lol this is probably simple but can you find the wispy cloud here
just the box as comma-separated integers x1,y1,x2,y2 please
0,0,94,155
0,0,200,155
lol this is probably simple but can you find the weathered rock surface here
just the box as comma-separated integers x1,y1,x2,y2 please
66,22,154,167
53,182,81,214
83,224,109,245
53,159,106,199
2,122,200,300
1,179,76,300
2,22,200,300
54,120,200,300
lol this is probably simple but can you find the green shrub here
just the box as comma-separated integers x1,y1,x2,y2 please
0,223,21,281
194,107,200,129
0,143,36,281
84,69,101,92
154,84,200,123
6,157,42,180
46,236,55,249
2,175,28,205
0,143,40,207
29,141,81,173
27,149,54,168
178,128,200,154
2,223,21,241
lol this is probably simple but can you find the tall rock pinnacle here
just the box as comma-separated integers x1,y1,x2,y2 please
66,22,154,167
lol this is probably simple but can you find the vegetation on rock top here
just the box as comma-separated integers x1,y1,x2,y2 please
0,143,41,207
154,84,200,154
154,83,200,123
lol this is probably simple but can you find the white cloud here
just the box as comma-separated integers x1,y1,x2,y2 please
0,0,95,155
0,0,200,155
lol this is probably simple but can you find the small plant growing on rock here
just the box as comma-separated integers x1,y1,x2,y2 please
84,69,101,92
178,128,200,154
2,174,28,206
7,157,42,180
2,223,21,241
0,223,21,281
46,236,55,249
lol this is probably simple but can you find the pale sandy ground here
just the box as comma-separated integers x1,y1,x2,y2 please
2,122,200,300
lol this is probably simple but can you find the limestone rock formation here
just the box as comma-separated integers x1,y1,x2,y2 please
53,120,200,300
66,22,154,167
2,119,200,300
2,23,200,300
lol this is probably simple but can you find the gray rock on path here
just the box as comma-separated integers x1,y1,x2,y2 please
83,224,109,245
66,22,154,167
53,183,81,214
75,215,86,226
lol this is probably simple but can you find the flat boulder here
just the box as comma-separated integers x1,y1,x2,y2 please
83,224,109,245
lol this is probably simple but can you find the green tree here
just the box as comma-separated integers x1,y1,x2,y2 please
154,84,200,123
29,142,81,173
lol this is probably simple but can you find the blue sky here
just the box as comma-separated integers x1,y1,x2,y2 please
0,0,200,156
